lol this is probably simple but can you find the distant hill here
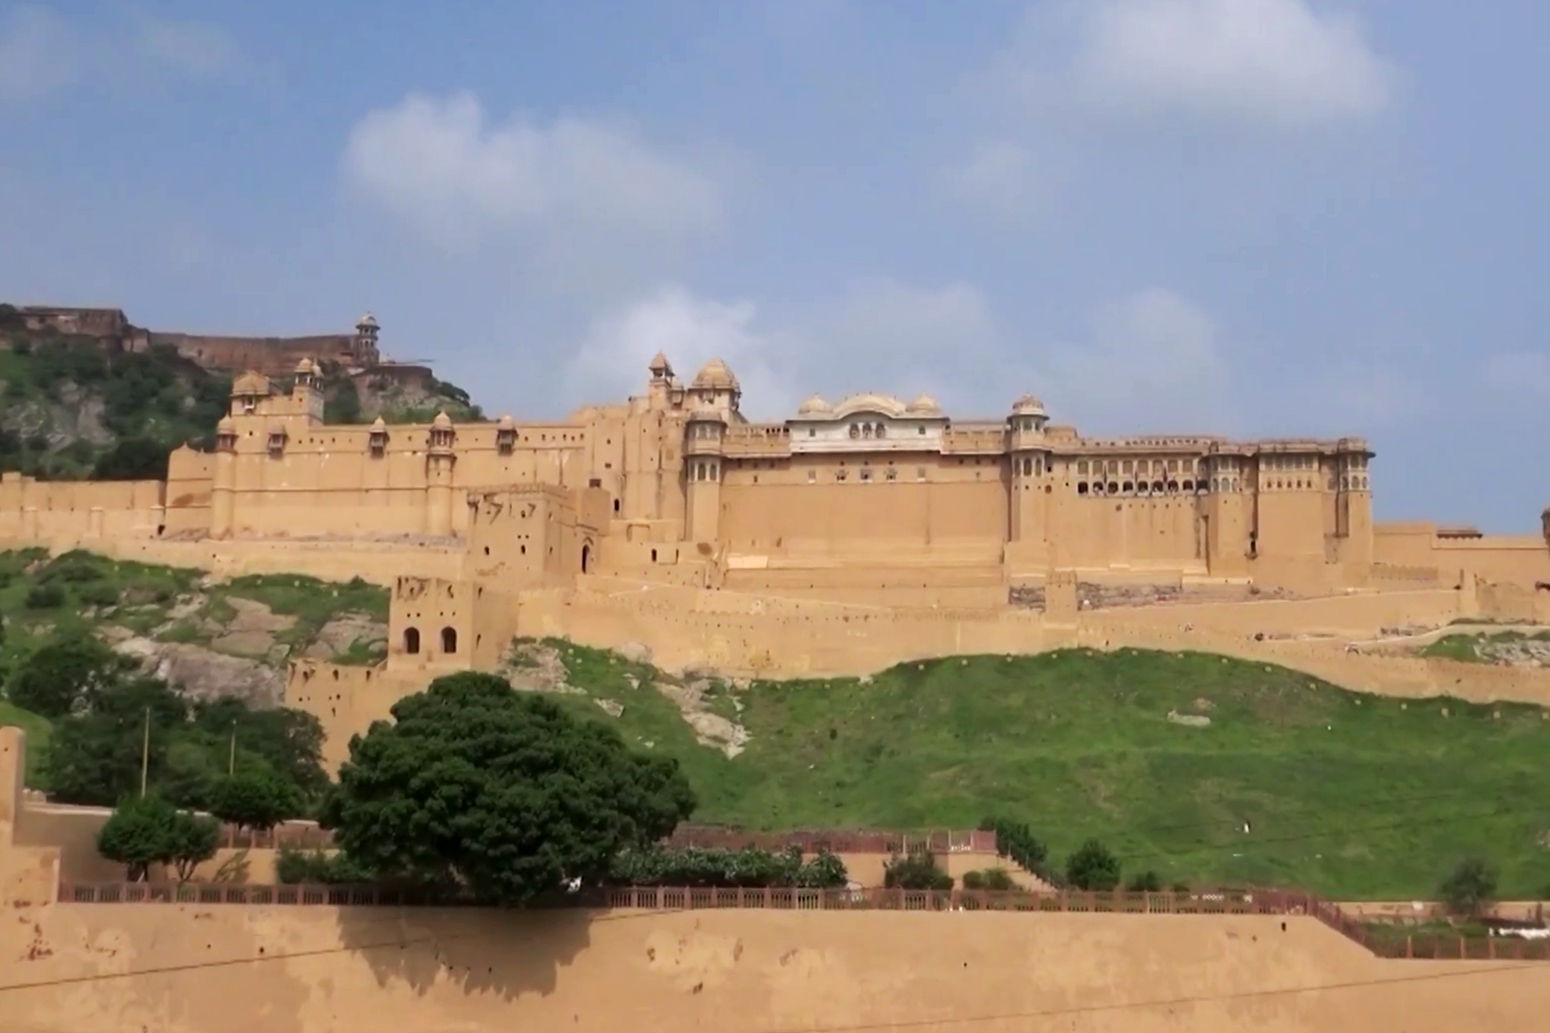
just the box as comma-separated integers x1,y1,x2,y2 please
0,309,482,481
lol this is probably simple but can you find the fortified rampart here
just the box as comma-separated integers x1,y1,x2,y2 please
3,895,1550,1031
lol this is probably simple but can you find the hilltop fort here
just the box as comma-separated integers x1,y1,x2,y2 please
2,303,429,384
1,351,1548,768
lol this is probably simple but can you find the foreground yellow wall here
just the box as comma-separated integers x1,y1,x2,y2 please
2,904,1548,1032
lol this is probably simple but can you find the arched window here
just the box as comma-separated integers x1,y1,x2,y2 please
440,627,457,654
404,627,421,655
581,543,592,573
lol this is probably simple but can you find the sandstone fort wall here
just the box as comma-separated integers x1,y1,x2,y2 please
3,899,1548,1031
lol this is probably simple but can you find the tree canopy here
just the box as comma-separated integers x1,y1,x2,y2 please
6,633,137,718
23,631,326,815
320,672,696,904
97,794,220,882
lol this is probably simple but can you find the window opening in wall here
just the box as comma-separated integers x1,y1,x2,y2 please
651,548,658,562
916,467,926,481
859,467,872,482
807,469,816,483
441,627,458,654
885,467,896,481
581,544,591,573
404,627,421,655
917,425,926,435
1078,482,1089,495
613,498,620,513
1108,481,1119,494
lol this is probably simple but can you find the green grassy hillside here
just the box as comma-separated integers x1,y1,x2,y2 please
526,641,1550,900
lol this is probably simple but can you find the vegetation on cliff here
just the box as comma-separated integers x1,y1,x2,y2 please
0,304,482,480
0,549,389,708
516,640,1550,899
0,549,382,798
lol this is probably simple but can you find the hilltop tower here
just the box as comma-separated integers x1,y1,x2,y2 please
352,313,380,367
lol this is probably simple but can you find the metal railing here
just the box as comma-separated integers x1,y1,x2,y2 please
55,882,1550,961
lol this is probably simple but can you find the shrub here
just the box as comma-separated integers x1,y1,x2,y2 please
276,844,373,885
962,867,1016,892
24,582,64,609
609,845,848,889
1439,858,1497,917
77,580,121,608
1126,870,1163,893
883,850,953,891
1064,839,1121,892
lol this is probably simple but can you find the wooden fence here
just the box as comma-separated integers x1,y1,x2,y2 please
54,882,1550,961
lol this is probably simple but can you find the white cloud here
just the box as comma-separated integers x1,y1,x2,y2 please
562,286,799,419
341,93,725,256
560,281,1244,435
1039,288,1235,432
1064,0,1395,129
0,6,78,102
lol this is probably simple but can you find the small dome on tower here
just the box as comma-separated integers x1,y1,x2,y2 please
905,393,942,416
371,415,387,429
797,393,832,416
216,416,235,434
648,352,671,375
1011,394,1046,416
357,312,378,329
295,357,315,376
431,411,453,429
497,413,515,429
691,357,740,391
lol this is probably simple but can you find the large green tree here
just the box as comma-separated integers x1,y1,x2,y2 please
320,672,696,904
6,633,137,718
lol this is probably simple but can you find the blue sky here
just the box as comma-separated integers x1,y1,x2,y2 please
1,0,1546,531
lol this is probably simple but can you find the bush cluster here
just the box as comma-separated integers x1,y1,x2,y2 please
883,850,954,890
275,844,374,886
961,868,1017,891
610,845,848,889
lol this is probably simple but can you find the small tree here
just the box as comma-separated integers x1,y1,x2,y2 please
98,796,178,882
210,770,299,836
166,810,221,881
1065,839,1122,892
1440,858,1497,918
